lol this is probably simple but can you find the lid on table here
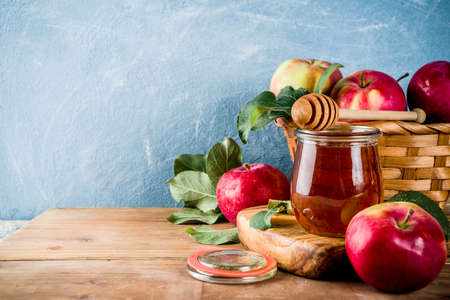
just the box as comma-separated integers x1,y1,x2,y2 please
187,246,277,284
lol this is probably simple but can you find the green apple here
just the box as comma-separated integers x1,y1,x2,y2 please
270,58,343,96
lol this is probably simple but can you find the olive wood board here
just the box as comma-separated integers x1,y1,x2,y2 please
236,205,349,279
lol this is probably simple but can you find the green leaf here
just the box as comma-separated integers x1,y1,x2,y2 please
237,91,283,144
166,171,217,212
276,86,309,109
251,110,274,131
249,207,281,230
267,110,287,121
314,63,344,94
276,86,298,99
292,87,310,100
267,199,293,214
173,154,206,175
206,137,242,185
185,225,240,245
386,191,449,240
237,88,310,144
167,208,224,225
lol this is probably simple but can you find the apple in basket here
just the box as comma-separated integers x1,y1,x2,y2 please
407,60,450,122
270,58,343,96
216,163,290,224
345,202,447,293
330,70,407,116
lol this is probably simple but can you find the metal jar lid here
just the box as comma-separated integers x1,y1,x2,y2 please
187,246,277,284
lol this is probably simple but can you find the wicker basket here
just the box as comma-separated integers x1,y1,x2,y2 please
276,119,450,209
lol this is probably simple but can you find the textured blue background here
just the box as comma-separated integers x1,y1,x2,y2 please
1,0,449,219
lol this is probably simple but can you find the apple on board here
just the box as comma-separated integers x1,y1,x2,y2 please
270,58,343,96
345,202,447,293
407,60,450,122
216,163,290,224
330,70,407,113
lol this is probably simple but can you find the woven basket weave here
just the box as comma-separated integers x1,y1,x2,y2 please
276,119,450,209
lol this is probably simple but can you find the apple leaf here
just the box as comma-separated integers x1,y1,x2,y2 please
276,86,310,107
167,208,224,225
237,91,278,144
237,87,309,144
206,137,242,186
268,199,293,215
173,154,206,175
250,200,293,230
166,171,217,212
249,208,281,230
185,225,239,245
314,63,344,94
386,191,449,240
167,137,245,226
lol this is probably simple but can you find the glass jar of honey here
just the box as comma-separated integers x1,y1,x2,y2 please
291,125,382,237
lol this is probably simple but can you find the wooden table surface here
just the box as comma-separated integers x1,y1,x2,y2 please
0,208,448,300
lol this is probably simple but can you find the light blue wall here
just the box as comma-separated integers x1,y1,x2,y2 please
1,0,449,219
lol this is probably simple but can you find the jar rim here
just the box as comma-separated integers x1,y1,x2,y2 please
295,124,381,138
294,124,382,144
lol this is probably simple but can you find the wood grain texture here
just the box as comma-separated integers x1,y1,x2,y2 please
0,208,449,300
383,190,449,203
236,206,346,279
0,208,240,261
382,156,435,168
382,168,402,179
383,179,432,191
382,135,438,147
417,146,450,156
379,146,408,157
415,168,450,179
1,260,449,300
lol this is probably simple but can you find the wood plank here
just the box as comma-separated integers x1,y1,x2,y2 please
0,260,449,300
0,208,240,261
0,260,202,300
1,208,449,299
203,262,450,300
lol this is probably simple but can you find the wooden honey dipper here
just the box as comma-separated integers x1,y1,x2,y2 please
291,93,426,130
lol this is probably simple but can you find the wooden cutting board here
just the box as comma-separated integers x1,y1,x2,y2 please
236,206,349,279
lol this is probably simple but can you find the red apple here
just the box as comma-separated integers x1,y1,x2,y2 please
216,163,290,224
270,58,343,96
330,70,407,114
407,61,450,122
346,202,447,293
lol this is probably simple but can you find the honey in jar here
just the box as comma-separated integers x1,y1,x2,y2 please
291,125,383,237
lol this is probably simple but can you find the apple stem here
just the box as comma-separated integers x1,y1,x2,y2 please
396,73,409,82
243,163,251,171
403,208,414,223
359,72,371,88
397,208,415,230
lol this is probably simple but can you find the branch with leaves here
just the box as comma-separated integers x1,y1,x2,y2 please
166,137,243,244
237,63,343,144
